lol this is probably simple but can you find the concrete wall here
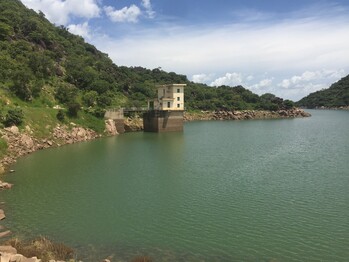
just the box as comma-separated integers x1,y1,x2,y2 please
143,110,184,132
104,109,124,119
104,109,125,133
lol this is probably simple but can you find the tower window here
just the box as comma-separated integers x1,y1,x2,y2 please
167,102,171,108
177,89,180,93
177,97,180,101
177,104,180,108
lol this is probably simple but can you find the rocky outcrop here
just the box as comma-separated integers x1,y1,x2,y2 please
124,117,143,132
0,124,101,173
184,108,311,121
104,119,118,136
0,246,41,262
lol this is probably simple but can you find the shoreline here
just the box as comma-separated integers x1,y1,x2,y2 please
184,108,311,121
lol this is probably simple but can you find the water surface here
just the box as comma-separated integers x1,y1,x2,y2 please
1,110,349,261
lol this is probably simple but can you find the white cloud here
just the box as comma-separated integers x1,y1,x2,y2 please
191,73,214,83
250,78,274,91
210,73,243,87
142,0,155,18
21,0,100,25
278,69,345,89
104,5,141,23
67,22,91,39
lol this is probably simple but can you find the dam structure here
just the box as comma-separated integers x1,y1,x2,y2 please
143,84,186,132
104,84,186,133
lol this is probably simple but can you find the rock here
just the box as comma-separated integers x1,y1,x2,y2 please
0,182,13,189
4,254,41,262
47,140,53,146
0,245,17,254
4,126,19,134
20,134,34,149
0,230,11,238
0,209,5,220
105,119,118,136
25,125,32,134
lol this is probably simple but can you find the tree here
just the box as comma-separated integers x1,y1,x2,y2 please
55,83,78,104
10,68,34,101
83,90,98,107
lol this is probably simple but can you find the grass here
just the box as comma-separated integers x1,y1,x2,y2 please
70,110,105,134
0,138,8,158
22,107,60,138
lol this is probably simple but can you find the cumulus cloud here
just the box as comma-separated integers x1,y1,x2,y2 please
191,73,214,83
142,0,155,18
67,22,91,39
250,78,274,91
210,73,243,87
21,0,100,25
104,5,141,23
278,69,346,89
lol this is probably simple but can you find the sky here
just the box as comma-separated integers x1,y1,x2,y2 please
20,0,349,101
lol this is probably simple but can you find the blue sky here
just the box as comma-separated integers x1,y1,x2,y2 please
21,0,349,101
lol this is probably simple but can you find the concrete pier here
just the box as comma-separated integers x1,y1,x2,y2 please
143,110,184,132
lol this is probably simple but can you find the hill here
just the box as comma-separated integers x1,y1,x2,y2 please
0,0,297,132
297,75,349,108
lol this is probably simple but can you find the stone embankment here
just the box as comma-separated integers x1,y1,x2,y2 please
184,108,311,121
0,124,101,174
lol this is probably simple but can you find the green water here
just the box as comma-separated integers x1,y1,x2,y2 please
1,110,348,261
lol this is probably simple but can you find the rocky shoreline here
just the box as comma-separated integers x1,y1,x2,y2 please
184,108,311,121
0,123,102,174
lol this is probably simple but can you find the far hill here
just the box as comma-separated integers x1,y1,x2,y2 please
297,75,349,108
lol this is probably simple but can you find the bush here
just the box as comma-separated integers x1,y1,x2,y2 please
56,109,65,121
3,108,24,127
67,102,80,117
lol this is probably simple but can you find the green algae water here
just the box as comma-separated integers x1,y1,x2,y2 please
1,110,349,261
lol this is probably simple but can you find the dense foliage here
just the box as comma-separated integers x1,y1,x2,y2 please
296,75,349,108
0,0,295,129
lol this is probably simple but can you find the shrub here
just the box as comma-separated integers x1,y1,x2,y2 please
3,108,24,127
67,102,80,117
56,109,65,121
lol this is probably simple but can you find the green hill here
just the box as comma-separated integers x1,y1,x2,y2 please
297,75,349,108
1,0,295,134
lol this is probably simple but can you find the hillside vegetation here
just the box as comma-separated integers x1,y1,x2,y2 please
297,75,349,108
1,0,296,134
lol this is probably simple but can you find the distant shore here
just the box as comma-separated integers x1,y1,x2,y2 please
184,108,311,121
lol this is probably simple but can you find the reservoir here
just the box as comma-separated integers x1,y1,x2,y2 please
1,110,348,261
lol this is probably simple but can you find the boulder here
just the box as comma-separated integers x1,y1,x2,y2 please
20,134,34,149
4,126,19,134
0,245,17,254
0,209,5,220
104,119,118,136
0,230,11,238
